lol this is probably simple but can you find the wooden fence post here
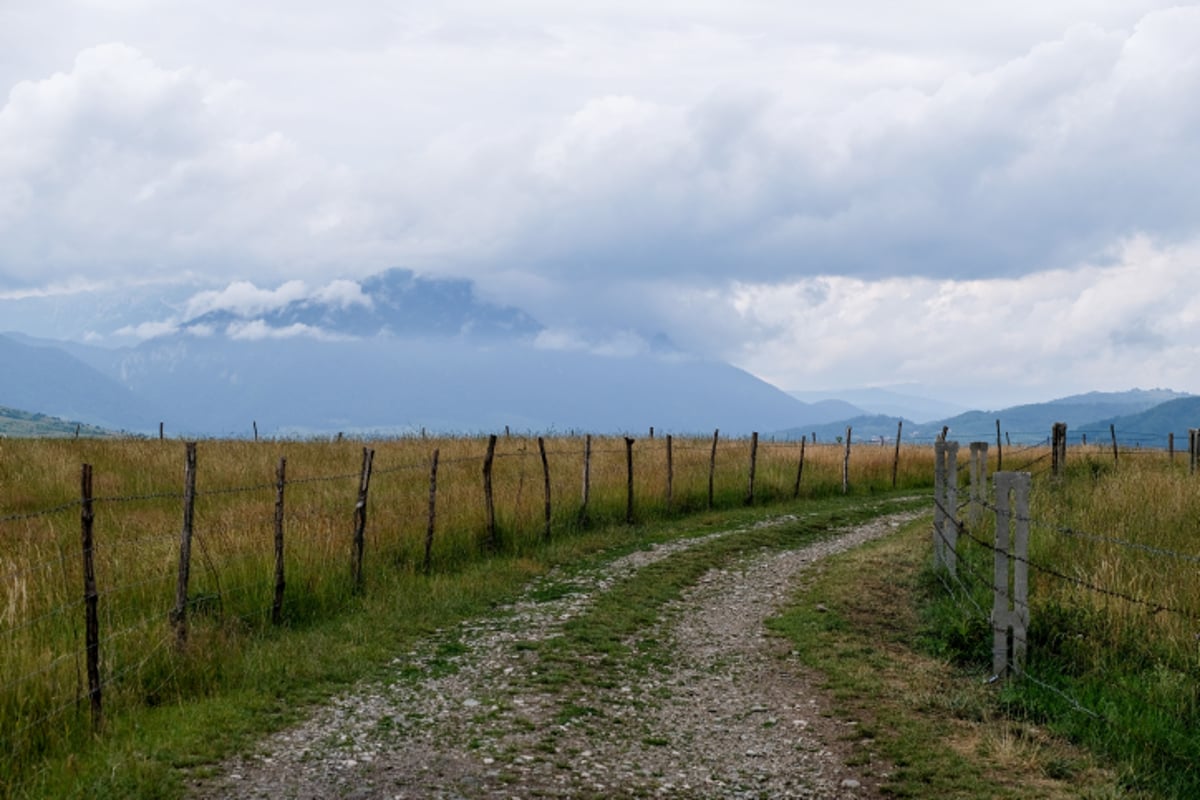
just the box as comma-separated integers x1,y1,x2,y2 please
993,471,1031,679
483,434,498,550
538,437,551,540
665,434,674,512
891,420,903,488
171,442,197,649
1051,422,1068,477
746,431,758,505
625,437,636,524
1169,432,1175,463
708,429,719,509
841,426,852,494
253,420,259,442
352,447,374,592
424,449,439,573
580,434,591,522
272,457,286,625
80,463,102,731
792,438,806,499
1110,424,1119,465
995,419,1003,471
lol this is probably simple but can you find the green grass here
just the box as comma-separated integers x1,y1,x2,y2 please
0,436,936,799
768,518,1132,799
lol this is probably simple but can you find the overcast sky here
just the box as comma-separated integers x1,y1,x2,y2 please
2,1,1199,407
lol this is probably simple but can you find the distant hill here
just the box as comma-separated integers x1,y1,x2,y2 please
0,334,155,431
1078,396,1200,447
788,387,967,424
930,389,1193,444
0,406,116,437
772,414,912,444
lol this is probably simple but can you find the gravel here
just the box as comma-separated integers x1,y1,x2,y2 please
189,510,921,799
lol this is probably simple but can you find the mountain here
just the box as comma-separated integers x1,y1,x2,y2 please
1080,396,1200,448
181,268,542,340
772,414,912,444
931,389,1193,444
91,334,814,436
788,387,967,423
0,405,116,437
0,334,153,431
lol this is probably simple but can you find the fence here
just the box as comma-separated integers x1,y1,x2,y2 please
929,422,1200,789
0,428,931,774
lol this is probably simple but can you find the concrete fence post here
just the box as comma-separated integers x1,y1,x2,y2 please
992,471,1031,679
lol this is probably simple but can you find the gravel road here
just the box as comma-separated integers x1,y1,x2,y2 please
189,510,920,799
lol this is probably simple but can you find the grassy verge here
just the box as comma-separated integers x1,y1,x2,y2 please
6,492,915,799
767,517,1137,799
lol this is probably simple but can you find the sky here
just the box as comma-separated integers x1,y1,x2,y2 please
2,1,1199,408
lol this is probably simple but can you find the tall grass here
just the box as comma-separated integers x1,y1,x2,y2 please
927,446,1200,797
0,433,932,792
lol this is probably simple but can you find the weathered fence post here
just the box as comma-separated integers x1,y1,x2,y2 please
707,429,719,509
1051,422,1068,477
841,426,852,495
1110,423,1119,465
483,434,498,549
891,420,903,488
253,420,259,442
538,436,551,540
625,436,636,524
932,439,959,575
746,431,759,505
1190,429,1198,475
792,438,806,498
352,447,374,592
968,442,989,528
992,471,1031,679
423,449,439,574
665,434,674,512
80,463,102,730
1168,432,1175,463
995,419,1003,471
171,442,197,649
272,457,286,625
580,434,592,521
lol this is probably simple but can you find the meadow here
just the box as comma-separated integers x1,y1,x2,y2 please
0,431,929,796
928,444,1200,797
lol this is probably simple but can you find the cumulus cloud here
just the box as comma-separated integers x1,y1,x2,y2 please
685,236,1200,406
225,320,346,341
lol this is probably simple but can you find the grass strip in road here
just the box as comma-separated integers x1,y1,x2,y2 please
767,518,1138,799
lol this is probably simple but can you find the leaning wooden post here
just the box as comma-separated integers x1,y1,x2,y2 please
1110,423,1119,465
841,426,852,494
746,431,759,505
253,420,259,442
538,436,552,541
80,463,102,731
423,449,439,573
995,419,1003,471
1168,432,1175,463
792,438,806,499
665,434,674,512
483,434,498,549
271,457,286,625
171,442,198,649
625,437,636,524
891,420,903,488
707,428,719,509
993,471,1031,679
580,434,592,521
352,447,375,592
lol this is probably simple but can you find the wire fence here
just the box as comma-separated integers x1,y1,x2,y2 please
929,440,1200,788
0,429,932,767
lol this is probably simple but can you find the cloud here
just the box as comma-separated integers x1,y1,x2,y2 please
225,320,346,341
183,280,312,320
687,235,1200,406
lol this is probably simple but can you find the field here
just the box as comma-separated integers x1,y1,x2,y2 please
925,444,1200,797
0,432,929,796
